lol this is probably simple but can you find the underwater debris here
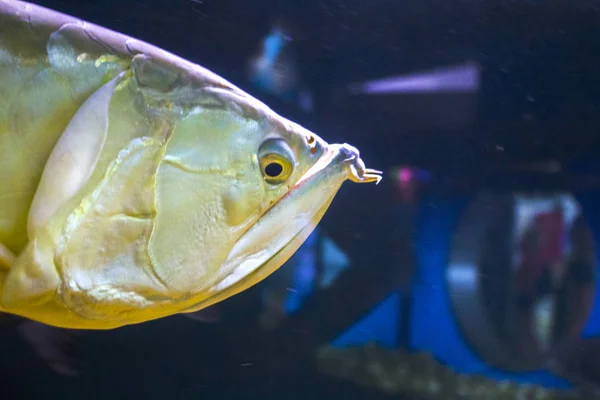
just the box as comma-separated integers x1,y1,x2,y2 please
316,343,593,400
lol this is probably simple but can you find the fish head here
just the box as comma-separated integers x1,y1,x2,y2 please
147,56,382,312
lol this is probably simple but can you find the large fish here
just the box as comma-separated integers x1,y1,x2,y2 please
0,1,380,330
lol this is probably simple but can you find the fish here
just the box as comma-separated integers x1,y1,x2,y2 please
0,0,381,330
247,24,314,113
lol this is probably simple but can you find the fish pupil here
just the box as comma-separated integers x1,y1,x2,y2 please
265,162,283,177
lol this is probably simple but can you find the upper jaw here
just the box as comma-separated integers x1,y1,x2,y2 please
293,142,382,189
340,144,383,184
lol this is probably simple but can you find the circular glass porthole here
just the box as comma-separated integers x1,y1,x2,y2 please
447,192,596,371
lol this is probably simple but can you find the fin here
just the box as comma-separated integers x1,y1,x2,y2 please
181,306,222,323
16,319,80,377
27,72,124,239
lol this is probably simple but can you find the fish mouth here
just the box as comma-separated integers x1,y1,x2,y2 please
294,143,383,188
179,143,381,314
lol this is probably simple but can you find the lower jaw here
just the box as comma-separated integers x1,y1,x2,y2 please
177,192,336,316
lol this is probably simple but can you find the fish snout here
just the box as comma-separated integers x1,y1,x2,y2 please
338,143,383,185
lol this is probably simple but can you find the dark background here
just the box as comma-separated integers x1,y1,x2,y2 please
2,0,600,399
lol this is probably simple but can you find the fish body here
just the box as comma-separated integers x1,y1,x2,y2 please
0,0,380,330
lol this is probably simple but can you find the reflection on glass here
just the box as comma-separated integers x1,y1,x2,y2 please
448,192,596,375
512,195,595,366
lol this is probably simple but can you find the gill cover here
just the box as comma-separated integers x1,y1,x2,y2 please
148,108,270,293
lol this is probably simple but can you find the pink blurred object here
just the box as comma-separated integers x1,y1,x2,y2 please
391,166,431,204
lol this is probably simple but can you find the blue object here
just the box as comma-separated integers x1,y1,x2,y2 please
284,230,318,314
332,291,401,348
326,183,600,389
571,189,600,336
410,195,598,389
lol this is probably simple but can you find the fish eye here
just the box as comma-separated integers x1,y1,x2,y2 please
264,162,284,177
258,139,295,185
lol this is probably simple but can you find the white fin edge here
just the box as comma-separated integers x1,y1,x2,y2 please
27,73,124,239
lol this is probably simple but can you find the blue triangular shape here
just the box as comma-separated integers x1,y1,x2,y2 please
331,290,401,348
